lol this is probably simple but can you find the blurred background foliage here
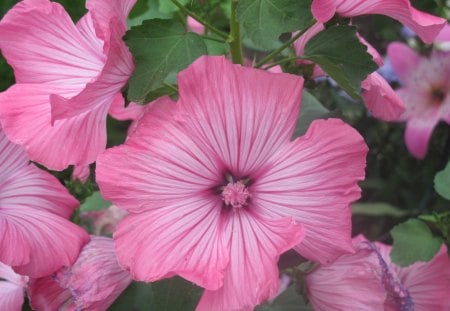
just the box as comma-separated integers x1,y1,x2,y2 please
0,0,449,310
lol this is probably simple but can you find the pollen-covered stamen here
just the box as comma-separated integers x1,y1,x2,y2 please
222,181,251,209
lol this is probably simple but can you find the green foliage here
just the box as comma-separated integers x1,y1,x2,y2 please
111,278,201,311
434,160,450,200
390,219,443,267
128,0,173,27
125,18,208,103
293,90,330,137
256,286,313,311
420,212,450,243
352,202,409,217
303,25,378,99
237,0,313,50
79,191,111,212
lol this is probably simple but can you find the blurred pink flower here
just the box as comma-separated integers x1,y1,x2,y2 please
81,205,128,236
28,236,132,311
388,42,450,158
311,0,446,44
0,262,28,311
96,56,367,310
187,16,205,34
0,0,136,170
0,127,89,278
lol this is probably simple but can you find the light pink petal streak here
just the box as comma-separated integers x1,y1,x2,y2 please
197,212,304,311
306,245,385,311
177,56,304,177
387,42,422,85
253,119,368,264
404,118,437,159
362,72,405,121
0,263,26,311
29,236,132,311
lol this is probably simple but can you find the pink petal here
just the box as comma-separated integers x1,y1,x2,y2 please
387,42,422,85
404,118,437,159
197,213,304,311
333,0,446,44
362,72,405,121
0,0,104,87
29,236,132,311
0,84,110,170
187,16,205,34
177,56,304,177
395,245,450,311
311,0,337,23
357,34,383,66
114,198,229,290
81,205,127,236
253,118,368,264
0,282,25,311
72,164,90,183
294,22,325,57
306,242,385,311
108,96,145,121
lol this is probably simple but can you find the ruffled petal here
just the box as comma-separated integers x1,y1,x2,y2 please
404,117,437,159
306,243,385,311
114,197,228,290
108,96,144,121
333,0,446,44
311,0,337,23
177,56,304,177
253,118,368,264
0,84,110,170
387,42,422,85
29,236,132,311
197,212,304,311
362,72,405,121
0,0,104,86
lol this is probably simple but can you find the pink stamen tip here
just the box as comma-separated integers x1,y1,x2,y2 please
222,181,251,209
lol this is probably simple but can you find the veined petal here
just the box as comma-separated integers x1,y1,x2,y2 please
0,84,110,170
404,118,437,159
197,212,304,311
362,72,405,121
108,96,144,122
177,56,304,177
311,0,337,23
333,0,446,44
114,197,228,290
29,236,132,311
0,282,24,311
253,118,368,264
294,22,325,57
387,42,422,85
0,128,28,181
0,0,105,87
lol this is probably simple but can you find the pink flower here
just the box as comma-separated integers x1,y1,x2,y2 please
28,236,132,311
188,16,205,34
311,0,446,44
306,236,386,311
96,56,367,310
373,242,450,310
0,262,28,311
0,127,89,277
0,0,136,170
81,205,128,236
387,42,450,158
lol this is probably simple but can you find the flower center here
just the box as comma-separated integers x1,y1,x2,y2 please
221,181,251,209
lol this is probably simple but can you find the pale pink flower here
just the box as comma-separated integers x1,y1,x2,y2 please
0,262,28,311
294,23,405,121
0,127,89,278
188,16,205,34
374,242,450,310
28,236,132,311
81,205,128,236
0,0,136,170
306,236,386,311
387,42,450,158
96,56,367,310
311,0,446,44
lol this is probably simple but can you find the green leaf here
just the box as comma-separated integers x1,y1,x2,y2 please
159,0,189,14
256,285,313,311
390,219,443,267
237,0,313,50
419,212,450,242
293,90,330,137
303,25,378,99
125,18,208,102
434,161,450,200
352,202,409,217
128,0,173,27
79,192,111,212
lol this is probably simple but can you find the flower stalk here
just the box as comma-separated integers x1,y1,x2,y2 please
229,0,244,65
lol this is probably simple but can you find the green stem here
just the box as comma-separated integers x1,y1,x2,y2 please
229,0,244,65
263,56,303,70
255,21,315,68
171,0,228,40
163,82,179,93
202,35,227,43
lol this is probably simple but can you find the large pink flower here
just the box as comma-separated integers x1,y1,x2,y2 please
388,42,450,158
311,0,446,44
0,262,28,311
28,236,132,311
0,0,136,170
96,56,367,310
0,127,89,277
